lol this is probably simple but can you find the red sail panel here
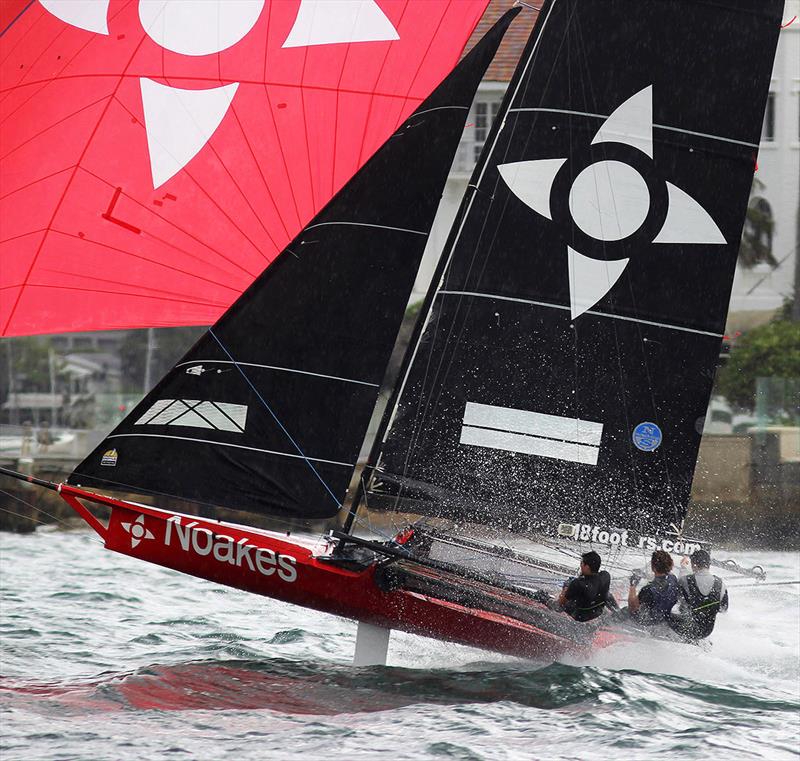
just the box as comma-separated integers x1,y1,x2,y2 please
0,0,488,336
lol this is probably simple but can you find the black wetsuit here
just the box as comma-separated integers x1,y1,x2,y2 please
563,571,618,622
636,574,679,626
670,574,728,641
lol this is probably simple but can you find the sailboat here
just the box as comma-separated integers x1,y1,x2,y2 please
2,0,783,665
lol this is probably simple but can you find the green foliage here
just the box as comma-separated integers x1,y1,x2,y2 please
716,319,800,409
0,336,59,397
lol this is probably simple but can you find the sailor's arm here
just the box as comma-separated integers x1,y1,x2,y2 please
558,577,578,608
677,575,691,614
719,581,729,612
627,582,640,613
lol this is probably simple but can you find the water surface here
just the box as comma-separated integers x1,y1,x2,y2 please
1,530,798,760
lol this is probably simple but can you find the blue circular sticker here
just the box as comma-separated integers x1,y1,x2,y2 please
633,422,662,452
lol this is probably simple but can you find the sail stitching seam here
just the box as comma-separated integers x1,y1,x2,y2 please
175,360,378,387
304,222,427,236
508,107,759,148
105,433,355,468
411,105,470,118
437,290,723,338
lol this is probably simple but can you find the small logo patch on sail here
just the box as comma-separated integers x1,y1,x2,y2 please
460,402,603,465
100,448,118,466
135,399,247,433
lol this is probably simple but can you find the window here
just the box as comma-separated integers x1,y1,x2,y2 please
454,94,504,173
761,93,775,142
473,99,501,163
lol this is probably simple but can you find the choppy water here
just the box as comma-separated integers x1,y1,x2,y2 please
1,530,798,760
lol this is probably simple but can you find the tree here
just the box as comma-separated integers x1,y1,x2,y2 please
716,315,800,409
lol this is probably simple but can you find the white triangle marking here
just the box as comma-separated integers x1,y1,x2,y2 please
654,182,726,244
568,247,629,319
591,85,653,158
167,410,213,429
498,159,566,220
140,78,239,189
40,0,109,34
283,0,399,48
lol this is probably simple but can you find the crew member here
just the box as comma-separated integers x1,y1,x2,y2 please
558,551,618,622
627,550,679,626
670,549,729,641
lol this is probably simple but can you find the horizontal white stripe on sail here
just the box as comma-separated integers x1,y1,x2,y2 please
175,360,378,387
463,402,602,446
460,425,600,466
460,402,602,465
107,433,354,468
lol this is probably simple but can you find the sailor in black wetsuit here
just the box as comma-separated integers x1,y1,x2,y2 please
670,549,729,641
627,550,679,627
558,551,619,622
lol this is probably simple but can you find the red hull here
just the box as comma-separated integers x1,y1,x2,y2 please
59,484,619,660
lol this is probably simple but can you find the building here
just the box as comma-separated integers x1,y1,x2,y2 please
729,0,799,321
415,0,800,329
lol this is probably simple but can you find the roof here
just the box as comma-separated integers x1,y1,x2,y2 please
464,0,539,81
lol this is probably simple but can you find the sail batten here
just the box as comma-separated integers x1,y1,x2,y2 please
67,10,521,520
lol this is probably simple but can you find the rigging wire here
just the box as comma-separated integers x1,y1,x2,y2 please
0,505,50,527
0,490,104,545
208,328,341,508
0,487,74,529
725,581,800,589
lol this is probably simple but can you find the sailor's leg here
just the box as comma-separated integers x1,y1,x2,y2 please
353,621,390,666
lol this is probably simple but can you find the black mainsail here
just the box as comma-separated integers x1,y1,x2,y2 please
69,11,520,519
376,0,783,536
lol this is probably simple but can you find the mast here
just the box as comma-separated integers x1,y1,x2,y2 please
342,3,549,536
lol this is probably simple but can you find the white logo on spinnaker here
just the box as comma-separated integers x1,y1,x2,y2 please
135,399,247,433
41,0,399,189
121,514,155,549
498,86,726,319
460,402,603,466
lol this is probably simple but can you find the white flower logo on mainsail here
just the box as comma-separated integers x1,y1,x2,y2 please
498,86,726,319
121,514,155,549
39,0,399,189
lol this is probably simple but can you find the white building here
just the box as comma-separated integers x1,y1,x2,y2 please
415,0,799,329
729,0,799,319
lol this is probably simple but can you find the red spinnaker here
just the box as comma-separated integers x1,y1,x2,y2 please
1,0,488,336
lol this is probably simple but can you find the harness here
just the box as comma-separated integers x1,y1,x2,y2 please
679,575,723,639
639,574,679,623
570,571,613,622
577,600,606,612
